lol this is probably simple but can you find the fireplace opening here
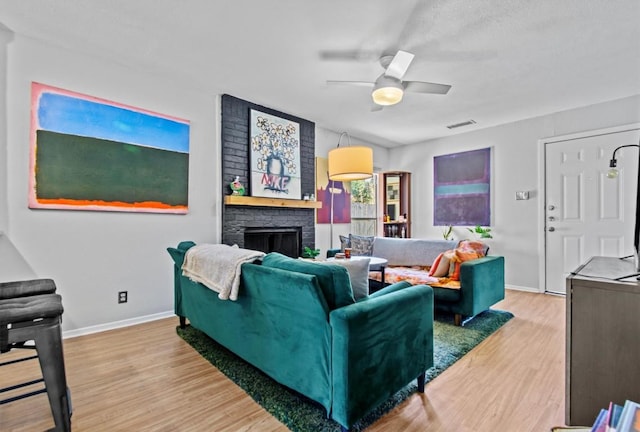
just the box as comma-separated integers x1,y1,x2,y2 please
244,227,302,258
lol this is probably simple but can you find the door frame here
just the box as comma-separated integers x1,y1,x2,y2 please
537,122,640,294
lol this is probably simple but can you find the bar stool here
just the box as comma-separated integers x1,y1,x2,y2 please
0,278,71,431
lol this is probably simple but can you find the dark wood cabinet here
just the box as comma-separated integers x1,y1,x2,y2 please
382,171,411,238
566,256,640,426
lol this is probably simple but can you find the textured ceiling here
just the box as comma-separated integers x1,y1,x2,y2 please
1,0,639,148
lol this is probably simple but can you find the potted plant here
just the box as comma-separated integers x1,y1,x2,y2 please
467,225,493,239
302,246,321,259
442,225,454,240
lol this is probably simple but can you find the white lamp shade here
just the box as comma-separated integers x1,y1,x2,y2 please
328,146,373,181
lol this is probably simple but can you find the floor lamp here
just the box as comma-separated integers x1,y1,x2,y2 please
330,179,335,249
606,139,640,279
327,132,374,249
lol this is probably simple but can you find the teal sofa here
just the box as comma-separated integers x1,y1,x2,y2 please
167,242,434,430
330,236,505,326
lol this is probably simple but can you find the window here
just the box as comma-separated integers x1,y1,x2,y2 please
350,175,378,236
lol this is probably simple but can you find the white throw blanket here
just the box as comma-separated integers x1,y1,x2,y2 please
181,244,265,301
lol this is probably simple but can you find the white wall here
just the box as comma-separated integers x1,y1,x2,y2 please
0,25,12,232
391,95,640,291
0,231,36,282
4,34,220,333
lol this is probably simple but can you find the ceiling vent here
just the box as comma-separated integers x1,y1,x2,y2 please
447,119,477,129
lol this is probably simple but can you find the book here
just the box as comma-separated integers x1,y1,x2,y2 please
609,403,624,432
617,400,640,432
604,402,614,432
551,427,591,432
592,408,608,432
555,400,640,432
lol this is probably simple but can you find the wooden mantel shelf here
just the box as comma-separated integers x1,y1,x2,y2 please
224,195,322,209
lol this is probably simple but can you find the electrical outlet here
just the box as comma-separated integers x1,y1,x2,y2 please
118,291,128,304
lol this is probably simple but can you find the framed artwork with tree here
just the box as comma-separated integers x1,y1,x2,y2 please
249,109,301,199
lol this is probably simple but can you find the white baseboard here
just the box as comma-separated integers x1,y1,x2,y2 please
61,286,542,338
506,285,542,293
62,310,175,339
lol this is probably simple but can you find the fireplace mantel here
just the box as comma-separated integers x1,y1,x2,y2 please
224,195,322,209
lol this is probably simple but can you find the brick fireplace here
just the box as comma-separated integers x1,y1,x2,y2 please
243,227,302,257
221,95,316,257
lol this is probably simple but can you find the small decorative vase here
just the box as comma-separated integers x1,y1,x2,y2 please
230,176,245,196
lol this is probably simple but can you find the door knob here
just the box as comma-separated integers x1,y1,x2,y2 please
548,227,555,232
548,216,556,221
548,205,555,211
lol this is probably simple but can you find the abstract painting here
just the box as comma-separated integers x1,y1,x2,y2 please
433,147,491,226
29,82,190,213
249,109,301,199
315,157,351,224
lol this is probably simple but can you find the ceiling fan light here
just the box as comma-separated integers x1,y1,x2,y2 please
372,86,403,106
372,76,404,106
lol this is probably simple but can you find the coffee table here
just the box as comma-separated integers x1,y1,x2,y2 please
327,256,388,284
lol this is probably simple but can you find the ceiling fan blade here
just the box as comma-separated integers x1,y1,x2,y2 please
326,80,374,87
384,50,415,80
319,49,381,61
403,81,452,95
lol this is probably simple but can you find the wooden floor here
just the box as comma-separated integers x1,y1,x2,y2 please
0,289,566,432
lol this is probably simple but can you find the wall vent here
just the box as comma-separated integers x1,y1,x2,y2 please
447,119,477,129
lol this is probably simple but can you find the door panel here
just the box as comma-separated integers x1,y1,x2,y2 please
545,129,639,293
562,173,582,221
562,235,584,278
599,237,622,256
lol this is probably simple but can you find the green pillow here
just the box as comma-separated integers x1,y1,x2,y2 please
261,253,355,309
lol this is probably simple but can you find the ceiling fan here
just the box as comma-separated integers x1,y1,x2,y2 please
326,50,451,110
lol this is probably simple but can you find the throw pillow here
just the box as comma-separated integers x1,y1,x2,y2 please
339,235,351,252
449,260,463,281
457,240,488,256
455,249,481,262
349,234,375,256
320,257,371,300
261,252,355,309
428,252,451,277
449,249,481,281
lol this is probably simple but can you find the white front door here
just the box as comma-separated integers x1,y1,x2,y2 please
544,128,640,294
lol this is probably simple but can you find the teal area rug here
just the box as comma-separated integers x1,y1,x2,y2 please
176,309,513,431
